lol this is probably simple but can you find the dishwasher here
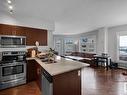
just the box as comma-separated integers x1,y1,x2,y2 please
42,70,53,95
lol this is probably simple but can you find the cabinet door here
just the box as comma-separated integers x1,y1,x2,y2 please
25,27,47,46
53,69,81,95
25,27,37,45
0,24,16,35
35,29,47,46
27,60,42,90
36,63,42,90
26,60,37,82
15,26,26,36
0,24,48,46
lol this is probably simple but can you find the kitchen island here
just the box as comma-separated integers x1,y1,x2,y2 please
27,56,89,95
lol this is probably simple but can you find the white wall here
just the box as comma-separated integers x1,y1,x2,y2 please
95,24,127,65
54,25,127,63
0,11,54,52
108,24,127,62
53,35,80,55
96,27,108,55
47,30,54,49
54,30,99,55
78,25,127,63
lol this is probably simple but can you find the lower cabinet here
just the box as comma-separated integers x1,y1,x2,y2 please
27,60,36,82
36,62,42,90
53,69,81,95
27,60,42,90
27,60,81,95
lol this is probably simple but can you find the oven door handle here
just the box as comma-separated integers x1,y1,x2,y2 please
1,62,25,67
0,77,25,84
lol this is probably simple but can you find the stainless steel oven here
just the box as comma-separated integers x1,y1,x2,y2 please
0,35,26,48
0,51,26,90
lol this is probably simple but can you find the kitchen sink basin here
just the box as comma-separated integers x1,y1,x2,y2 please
40,58,57,64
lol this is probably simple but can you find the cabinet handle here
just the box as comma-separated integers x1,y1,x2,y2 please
78,70,81,76
37,69,41,74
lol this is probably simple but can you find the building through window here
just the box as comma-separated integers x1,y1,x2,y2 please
119,35,127,61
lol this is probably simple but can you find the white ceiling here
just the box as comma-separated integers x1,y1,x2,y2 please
1,0,127,34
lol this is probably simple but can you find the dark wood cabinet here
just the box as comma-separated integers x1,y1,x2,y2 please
0,24,16,35
35,62,42,90
27,60,42,90
15,26,26,36
53,69,81,95
0,24,47,46
27,59,81,95
24,27,47,45
26,60,37,82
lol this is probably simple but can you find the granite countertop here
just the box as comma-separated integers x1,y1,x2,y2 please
27,56,89,76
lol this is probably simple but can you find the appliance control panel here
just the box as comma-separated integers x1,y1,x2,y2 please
2,51,26,56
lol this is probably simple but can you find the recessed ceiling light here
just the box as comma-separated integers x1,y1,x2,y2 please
9,10,13,14
7,0,12,4
9,5,13,10
6,0,14,14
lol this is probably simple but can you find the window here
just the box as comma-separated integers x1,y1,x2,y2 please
119,35,127,61
64,38,75,55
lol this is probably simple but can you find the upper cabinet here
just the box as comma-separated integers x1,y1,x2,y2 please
15,26,26,36
0,24,16,35
24,27,47,46
0,24,47,46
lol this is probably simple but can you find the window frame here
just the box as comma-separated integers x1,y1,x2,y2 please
117,31,127,63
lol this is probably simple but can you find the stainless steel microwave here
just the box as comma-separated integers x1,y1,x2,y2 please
0,35,26,48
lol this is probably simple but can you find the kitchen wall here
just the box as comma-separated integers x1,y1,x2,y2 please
0,11,54,52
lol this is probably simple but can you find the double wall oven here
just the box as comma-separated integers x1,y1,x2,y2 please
0,51,26,90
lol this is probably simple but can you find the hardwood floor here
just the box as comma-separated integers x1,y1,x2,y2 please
0,81,41,95
0,67,127,95
82,67,127,95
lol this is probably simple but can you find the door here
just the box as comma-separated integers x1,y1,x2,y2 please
64,38,75,55
54,38,62,55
